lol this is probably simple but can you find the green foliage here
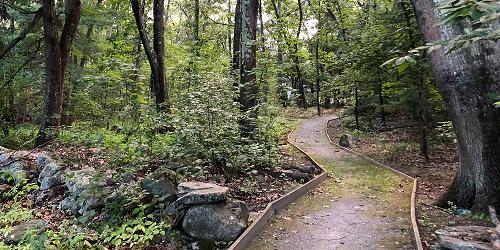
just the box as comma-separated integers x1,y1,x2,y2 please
0,169,39,202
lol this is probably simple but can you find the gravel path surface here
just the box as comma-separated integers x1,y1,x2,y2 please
248,114,415,250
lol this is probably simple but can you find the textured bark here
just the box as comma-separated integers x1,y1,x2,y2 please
355,87,359,130
239,0,258,135
37,0,81,146
232,0,241,77
315,34,321,116
294,0,306,109
193,0,200,55
412,0,500,211
377,77,386,127
131,0,169,112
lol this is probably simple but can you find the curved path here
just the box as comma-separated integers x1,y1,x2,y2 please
248,114,415,249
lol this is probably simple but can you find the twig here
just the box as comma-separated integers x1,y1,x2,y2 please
0,38,42,91
0,7,42,60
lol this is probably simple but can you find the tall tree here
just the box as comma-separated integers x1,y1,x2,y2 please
238,0,258,135
294,0,306,109
412,0,500,211
36,0,81,146
131,0,169,112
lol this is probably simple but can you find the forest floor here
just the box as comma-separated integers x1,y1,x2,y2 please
326,116,491,249
248,114,414,250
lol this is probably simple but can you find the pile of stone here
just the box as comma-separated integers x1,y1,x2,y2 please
173,182,249,242
431,206,500,250
2,146,250,245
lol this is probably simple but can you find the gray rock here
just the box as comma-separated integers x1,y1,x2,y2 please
291,164,316,174
339,134,353,147
141,168,178,198
61,168,116,215
0,162,26,185
38,161,64,191
35,189,54,205
176,182,229,207
36,153,53,171
178,182,222,196
181,200,249,242
3,220,46,245
278,169,311,182
65,168,95,196
60,197,80,215
435,226,493,250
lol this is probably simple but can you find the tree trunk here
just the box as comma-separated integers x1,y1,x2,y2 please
412,0,500,212
36,0,81,146
401,0,429,161
294,0,306,109
377,77,386,127
131,0,169,113
355,86,359,130
232,0,242,77
315,35,321,116
239,0,258,135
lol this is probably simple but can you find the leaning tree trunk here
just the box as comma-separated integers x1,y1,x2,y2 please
131,0,169,113
239,0,258,135
36,0,81,146
412,0,500,212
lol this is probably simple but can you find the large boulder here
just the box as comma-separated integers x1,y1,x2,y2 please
3,220,46,245
141,168,178,198
181,200,249,242
37,154,64,191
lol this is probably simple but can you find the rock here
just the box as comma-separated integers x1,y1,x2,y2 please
65,168,96,196
59,197,80,215
279,169,311,182
0,161,26,185
181,200,249,242
339,134,353,148
141,168,178,198
61,168,116,215
291,164,316,174
176,182,229,207
3,220,46,245
36,153,53,171
454,208,473,216
35,189,55,205
178,182,222,196
38,160,63,191
435,226,493,250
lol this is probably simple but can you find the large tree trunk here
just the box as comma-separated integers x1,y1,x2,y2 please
239,0,258,135
232,0,242,77
411,0,500,212
294,0,306,109
36,0,81,146
131,0,169,112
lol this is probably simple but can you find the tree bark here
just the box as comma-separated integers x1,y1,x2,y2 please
412,0,500,212
294,0,306,109
36,0,81,146
355,86,360,130
131,0,169,112
232,0,241,77
239,0,258,135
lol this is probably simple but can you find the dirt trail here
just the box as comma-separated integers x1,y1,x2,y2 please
248,114,415,250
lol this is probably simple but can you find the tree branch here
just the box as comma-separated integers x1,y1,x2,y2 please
0,39,42,92
0,7,42,60
59,0,81,73
0,0,40,14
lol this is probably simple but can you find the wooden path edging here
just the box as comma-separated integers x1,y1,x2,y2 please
325,117,424,250
228,124,329,250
